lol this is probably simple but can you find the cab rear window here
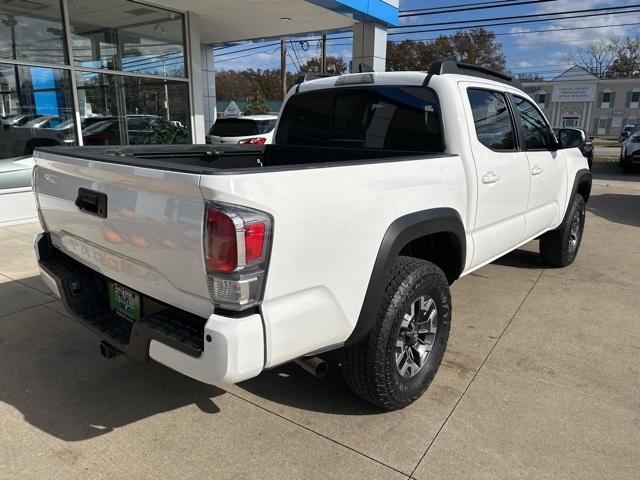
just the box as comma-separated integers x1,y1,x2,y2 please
275,86,444,152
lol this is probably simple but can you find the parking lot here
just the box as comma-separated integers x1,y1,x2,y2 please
1,162,638,480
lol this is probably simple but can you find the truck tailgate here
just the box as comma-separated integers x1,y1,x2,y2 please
33,150,213,318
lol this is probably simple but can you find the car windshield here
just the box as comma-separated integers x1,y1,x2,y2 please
210,119,260,137
55,119,75,130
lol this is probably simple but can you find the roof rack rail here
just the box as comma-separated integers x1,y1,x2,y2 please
428,60,521,88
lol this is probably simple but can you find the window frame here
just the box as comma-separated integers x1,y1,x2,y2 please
510,94,556,152
466,87,520,153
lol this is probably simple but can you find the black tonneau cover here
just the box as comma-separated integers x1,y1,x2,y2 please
36,144,454,175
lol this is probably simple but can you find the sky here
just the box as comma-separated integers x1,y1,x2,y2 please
214,0,640,79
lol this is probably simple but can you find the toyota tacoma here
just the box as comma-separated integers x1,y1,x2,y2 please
32,61,592,410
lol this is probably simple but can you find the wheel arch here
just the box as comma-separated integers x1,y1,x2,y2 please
345,208,465,346
563,168,592,224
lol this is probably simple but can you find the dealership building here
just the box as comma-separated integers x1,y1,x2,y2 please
0,0,398,224
523,66,640,136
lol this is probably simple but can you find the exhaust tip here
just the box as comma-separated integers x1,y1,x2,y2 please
99,341,121,359
295,356,328,378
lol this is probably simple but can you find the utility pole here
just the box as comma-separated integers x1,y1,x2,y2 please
280,39,287,100
320,35,327,73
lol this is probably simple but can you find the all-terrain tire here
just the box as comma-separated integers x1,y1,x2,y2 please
342,257,451,411
540,194,586,267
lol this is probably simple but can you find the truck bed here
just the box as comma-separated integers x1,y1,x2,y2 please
37,144,450,175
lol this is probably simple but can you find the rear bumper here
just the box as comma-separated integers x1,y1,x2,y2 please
34,233,264,385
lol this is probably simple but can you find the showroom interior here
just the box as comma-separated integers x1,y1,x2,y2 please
0,0,399,224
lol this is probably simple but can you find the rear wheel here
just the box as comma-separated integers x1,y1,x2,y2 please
540,194,586,267
342,257,451,410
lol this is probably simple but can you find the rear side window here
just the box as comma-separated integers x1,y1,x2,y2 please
210,119,259,137
467,89,516,151
275,86,444,152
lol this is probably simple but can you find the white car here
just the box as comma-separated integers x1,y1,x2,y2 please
32,62,590,410
620,124,640,173
206,115,278,145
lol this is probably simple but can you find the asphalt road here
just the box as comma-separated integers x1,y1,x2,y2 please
1,164,639,479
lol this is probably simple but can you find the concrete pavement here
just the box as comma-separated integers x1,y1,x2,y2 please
1,165,639,479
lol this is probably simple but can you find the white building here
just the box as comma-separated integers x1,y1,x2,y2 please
523,66,640,136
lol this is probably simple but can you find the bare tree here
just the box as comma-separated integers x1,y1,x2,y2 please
567,40,616,79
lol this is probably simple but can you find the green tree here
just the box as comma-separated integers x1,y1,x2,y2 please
244,90,271,115
299,56,348,74
607,36,640,78
386,28,506,73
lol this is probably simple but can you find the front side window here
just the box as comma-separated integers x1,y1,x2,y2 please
275,86,444,152
467,89,516,151
513,96,553,150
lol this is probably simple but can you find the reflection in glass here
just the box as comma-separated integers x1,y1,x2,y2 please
0,0,66,64
75,71,190,146
68,0,186,77
0,64,76,189
0,64,76,157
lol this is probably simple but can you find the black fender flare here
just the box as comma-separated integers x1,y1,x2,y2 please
345,208,466,346
561,168,592,225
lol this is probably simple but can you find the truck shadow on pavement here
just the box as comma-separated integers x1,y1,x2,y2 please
491,248,544,269
0,294,225,442
237,359,382,416
0,285,380,443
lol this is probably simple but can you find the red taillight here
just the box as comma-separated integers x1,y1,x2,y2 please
205,208,238,273
204,203,272,311
238,137,267,145
245,222,266,261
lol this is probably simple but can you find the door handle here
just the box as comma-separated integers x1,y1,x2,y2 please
482,172,501,184
531,165,544,176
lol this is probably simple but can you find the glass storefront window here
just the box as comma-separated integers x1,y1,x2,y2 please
0,64,76,188
0,0,190,199
76,71,190,146
68,0,186,77
0,1,67,65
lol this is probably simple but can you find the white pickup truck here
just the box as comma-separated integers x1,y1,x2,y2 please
33,62,591,410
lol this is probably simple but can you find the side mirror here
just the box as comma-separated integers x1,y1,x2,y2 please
555,128,584,149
